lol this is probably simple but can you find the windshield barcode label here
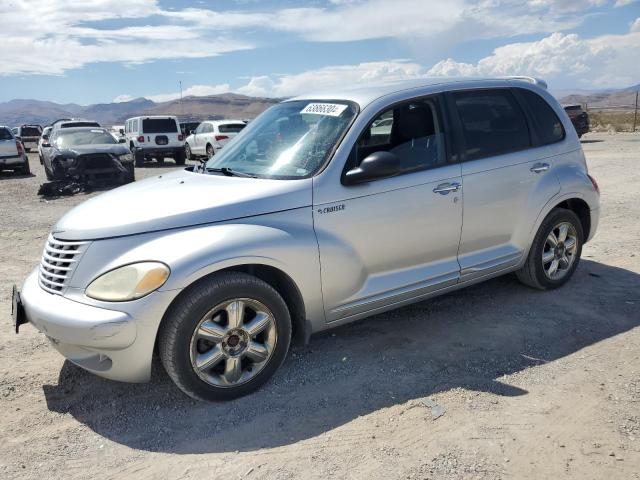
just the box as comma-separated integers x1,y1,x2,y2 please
301,103,348,117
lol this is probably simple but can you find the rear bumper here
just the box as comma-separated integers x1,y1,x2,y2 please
137,146,184,157
0,154,27,167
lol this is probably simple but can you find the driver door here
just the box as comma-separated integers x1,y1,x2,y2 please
314,95,463,323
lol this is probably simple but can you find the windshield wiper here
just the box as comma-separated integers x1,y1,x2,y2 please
205,167,257,178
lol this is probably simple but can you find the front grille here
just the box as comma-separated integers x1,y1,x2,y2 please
78,153,113,169
39,235,90,294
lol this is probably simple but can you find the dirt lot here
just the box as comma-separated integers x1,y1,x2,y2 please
0,133,638,480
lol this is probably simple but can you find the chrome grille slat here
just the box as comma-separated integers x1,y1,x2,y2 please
38,234,89,294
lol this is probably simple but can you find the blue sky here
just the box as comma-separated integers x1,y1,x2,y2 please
0,0,638,104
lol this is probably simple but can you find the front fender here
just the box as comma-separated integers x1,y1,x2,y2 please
68,208,326,330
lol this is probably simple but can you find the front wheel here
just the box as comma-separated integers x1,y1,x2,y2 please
516,208,583,290
175,149,186,165
159,272,292,401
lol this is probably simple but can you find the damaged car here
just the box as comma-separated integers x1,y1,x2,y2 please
40,127,135,193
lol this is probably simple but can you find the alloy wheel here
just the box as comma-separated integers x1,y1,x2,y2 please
542,221,578,280
189,298,277,387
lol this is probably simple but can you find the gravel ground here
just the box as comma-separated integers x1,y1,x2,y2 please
0,133,639,480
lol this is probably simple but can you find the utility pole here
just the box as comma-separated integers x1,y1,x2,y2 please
634,90,638,133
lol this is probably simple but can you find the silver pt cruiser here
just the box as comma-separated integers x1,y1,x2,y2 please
12,78,600,401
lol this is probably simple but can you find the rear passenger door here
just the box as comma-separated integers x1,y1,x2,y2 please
449,88,561,281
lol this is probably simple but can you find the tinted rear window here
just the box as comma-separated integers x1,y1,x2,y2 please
142,118,178,133
0,128,12,140
518,89,565,145
218,123,246,133
453,89,530,160
62,122,100,129
21,126,41,136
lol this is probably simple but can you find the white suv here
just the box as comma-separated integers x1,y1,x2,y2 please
124,116,186,166
184,120,246,160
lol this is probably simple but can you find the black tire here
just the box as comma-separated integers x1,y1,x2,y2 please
516,208,584,290
185,143,194,161
134,149,144,167
44,162,54,181
123,162,135,183
159,272,292,401
206,144,214,158
20,157,30,175
175,149,186,165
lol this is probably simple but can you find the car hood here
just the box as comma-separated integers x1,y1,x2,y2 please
56,144,130,157
53,169,312,240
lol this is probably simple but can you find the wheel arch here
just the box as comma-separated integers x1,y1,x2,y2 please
552,198,591,241
155,262,310,356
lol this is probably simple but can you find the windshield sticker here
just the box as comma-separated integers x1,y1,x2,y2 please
301,103,348,117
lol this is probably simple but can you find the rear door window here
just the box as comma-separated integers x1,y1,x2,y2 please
453,89,531,160
143,118,178,133
516,89,565,145
218,123,246,133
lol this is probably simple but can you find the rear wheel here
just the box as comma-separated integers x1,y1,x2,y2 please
159,272,292,401
206,144,214,158
175,149,186,165
19,157,30,175
516,208,583,290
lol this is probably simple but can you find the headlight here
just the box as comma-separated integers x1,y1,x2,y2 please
118,153,133,162
86,262,169,301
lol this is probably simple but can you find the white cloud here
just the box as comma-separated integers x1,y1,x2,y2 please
632,17,640,31
112,94,135,103
0,0,619,76
146,83,232,102
237,60,426,97
427,31,640,88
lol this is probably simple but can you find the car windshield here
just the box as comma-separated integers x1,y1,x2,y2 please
54,129,117,148
204,100,357,179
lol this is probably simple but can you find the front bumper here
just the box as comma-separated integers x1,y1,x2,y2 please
19,270,177,383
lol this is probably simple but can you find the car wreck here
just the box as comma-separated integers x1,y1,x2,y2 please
39,127,135,196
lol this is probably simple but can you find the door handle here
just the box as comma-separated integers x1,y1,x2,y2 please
530,163,550,173
433,182,461,195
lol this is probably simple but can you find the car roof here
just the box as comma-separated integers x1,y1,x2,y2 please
53,126,109,134
203,119,246,125
288,76,548,108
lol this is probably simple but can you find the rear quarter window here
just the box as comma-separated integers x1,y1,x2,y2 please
142,118,178,133
453,89,531,160
517,89,565,145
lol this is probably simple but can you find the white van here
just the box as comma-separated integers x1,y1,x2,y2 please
124,116,186,166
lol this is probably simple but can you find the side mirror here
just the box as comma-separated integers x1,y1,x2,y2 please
343,151,402,185
119,129,124,135
42,134,49,141
190,130,195,135
118,138,127,143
